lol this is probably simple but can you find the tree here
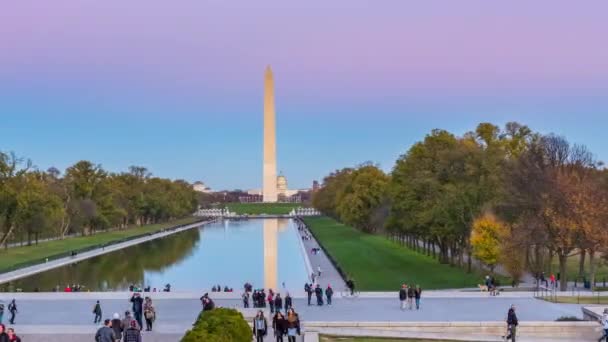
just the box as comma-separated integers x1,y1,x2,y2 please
470,213,505,273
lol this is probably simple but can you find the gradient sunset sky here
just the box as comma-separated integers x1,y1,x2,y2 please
1,1,607,190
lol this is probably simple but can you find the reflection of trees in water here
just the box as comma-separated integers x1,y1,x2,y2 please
8,229,200,291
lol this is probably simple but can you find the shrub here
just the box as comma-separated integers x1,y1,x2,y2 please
181,308,252,342
555,316,583,321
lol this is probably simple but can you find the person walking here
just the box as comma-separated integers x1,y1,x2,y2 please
123,320,142,342
326,284,333,305
94,319,115,342
407,285,415,310
121,311,139,331
130,293,143,330
6,328,21,342
317,266,322,278
286,308,300,342
0,324,8,342
503,304,518,341
143,297,156,331
93,301,103,324
415,285,422,310
284,293,292,312
0,303,4,324
7,301,16,325
268,290,275,314
252,311,268,342
315,284,323,306
598,308,608,342
272,311,287,342
274,293,283,314
399,284,407,310
110,313,123,341
305,284,313,306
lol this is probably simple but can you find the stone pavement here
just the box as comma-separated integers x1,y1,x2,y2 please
0,219,214,285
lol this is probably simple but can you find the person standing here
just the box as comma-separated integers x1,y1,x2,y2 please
0,303,4,324
284,293,293,312
242,291,250,308
0,324,8,342
274,293,283,314
268,290,275,314
326,285,333,305
415,285,422,310
94,319,115,342
143,297,156,331
305,284,313,306
317,266,322,278
503,304,518,342
7,301,16,325
599,309,608,342
315,284,323,306
286,308,300,342
399,284,407,310
130,293,144,330
6,328,21,342
121,311,139,331
252,311,268,342
407,285,415,310
272,312,287,342
110,313,123,341
123,320,142,342
93,301,103,324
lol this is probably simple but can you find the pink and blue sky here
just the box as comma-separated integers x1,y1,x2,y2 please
1,1,607,189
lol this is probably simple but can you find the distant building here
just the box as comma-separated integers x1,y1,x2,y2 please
242,174,309,203
312,180,320,192
193,181,212,193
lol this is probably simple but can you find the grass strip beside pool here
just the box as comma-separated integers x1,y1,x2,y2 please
321,336,461,342
226,203,303,215
0,217,203,274
304,217,489,291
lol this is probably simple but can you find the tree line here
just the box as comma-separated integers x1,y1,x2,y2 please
0,152,198,247
312,122,608,290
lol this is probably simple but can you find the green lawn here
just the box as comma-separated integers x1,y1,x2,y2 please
321,336,460,342
547,252,608,283
304,217,490,291
0,217,202,273
226,203,303,215
539,296,608,304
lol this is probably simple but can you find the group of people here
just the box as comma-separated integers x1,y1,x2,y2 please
398,284,422,310
211,285,234,292
484,275,501,296
93,293,156,342
62,284,85,292
0,324,21,342
0,300,17,325
304,283,333,306
253,308,301,342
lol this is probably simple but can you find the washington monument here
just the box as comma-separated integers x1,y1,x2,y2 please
263,66,278,202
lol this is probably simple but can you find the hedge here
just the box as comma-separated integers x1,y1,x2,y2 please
181,308,252,342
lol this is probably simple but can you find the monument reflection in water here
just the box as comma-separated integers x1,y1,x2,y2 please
5,219,309,292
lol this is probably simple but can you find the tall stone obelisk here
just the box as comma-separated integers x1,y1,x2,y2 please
263,66,278,202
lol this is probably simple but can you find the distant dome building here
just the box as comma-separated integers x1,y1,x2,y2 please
192,181,212,193
277,173,288,197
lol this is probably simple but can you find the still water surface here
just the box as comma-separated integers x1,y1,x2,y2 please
6,219,309,292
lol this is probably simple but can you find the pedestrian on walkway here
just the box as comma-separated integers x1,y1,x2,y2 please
110,313,123,341
598,308,608,342
272,311,287,342
95,319,115,342
143,297,156,331
284,293,293,312
326,284,334,305
93,301,103,324
0,303,4,324
0,324,8,342
315,284,324,306
7,301,16,325
122,311,139,331
129,293,143,330
274,293,283,313
399,284,407,310
415,285,422,310
317,266,322,278
268,290,275,313
286,308,300,342
407,285,415,310
305,283,313,306
123,320,142,342
252,311,268,342
6,328,21,342
503,304,518,342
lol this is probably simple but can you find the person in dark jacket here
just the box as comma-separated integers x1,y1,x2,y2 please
305,284,313,306
242,291,250,308
129,293,144,331
123,320,142,342
407,285,415,310
110,313,123,341
93,301,102,324
272,312,287,342
504,305,519,341
326,285,334,305
6,328,21,342
286,308,300,342
274,293,283,313
399,284,407,310
94,319,115,342
7,300,16,325
315,284,323,306
252,311,268,342
284,293,293,311
415,285,422,310
0,324,9,342
202,297,215,311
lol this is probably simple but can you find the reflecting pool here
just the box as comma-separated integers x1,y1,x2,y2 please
4,219,310,292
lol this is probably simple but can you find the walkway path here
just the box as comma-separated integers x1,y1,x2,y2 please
0,219,214,284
